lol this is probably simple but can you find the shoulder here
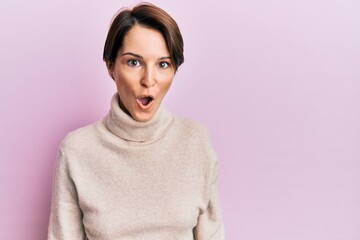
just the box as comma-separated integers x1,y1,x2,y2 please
59,121,102,154
172,116,212,140
171,116,218,163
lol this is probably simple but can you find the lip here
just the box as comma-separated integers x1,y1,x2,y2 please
136,95,155,111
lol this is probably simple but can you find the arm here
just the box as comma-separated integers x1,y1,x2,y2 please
48,149,86,240
194,161,225,240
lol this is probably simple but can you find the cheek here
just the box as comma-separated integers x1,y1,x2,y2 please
115,71,137,90
159,77,174,95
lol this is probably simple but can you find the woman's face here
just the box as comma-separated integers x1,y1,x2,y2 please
108,24,175,122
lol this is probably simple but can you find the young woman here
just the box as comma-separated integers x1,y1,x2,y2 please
48,3,225,239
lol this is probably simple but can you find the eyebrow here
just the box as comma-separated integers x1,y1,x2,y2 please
120,52,171,61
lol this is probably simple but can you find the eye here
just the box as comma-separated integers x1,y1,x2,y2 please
159,61,170,69
127,59,141,67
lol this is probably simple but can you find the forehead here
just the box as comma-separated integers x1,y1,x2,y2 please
121,24,169,57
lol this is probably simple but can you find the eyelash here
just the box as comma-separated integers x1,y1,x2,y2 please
127,59,141,67
159,61,171,69
126,59,171,69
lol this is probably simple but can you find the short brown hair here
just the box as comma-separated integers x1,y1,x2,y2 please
103,3,184,71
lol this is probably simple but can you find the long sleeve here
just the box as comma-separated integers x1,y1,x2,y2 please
194,161,225,240
46,99,225,239
48,148,86,240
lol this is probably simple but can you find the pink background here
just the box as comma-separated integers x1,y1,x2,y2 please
1,0,359,239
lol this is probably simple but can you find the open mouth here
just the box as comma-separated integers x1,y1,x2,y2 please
137,96,154,109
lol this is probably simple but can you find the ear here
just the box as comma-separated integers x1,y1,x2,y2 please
106,61,115,80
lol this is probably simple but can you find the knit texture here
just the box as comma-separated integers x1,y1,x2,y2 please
48,93,225,240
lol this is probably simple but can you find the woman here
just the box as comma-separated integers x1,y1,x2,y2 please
48,3,225,240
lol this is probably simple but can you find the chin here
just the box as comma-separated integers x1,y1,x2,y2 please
131,111,155,122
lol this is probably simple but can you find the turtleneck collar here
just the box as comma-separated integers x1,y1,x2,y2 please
103,93,174,142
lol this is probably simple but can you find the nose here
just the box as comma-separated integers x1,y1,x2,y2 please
140,66,156,88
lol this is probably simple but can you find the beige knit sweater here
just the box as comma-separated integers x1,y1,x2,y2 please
48,93,225,240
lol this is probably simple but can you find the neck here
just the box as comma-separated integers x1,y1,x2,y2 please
103,93,174,142
118,96,131,118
